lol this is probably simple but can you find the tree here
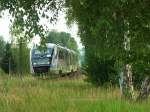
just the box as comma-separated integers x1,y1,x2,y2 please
65,0,150,100
0,36,6,63
46,30,78,52
1,43,16,74
0,0,64,42
12,41,30,74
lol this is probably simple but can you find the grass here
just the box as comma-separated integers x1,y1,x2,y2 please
0,75,149,112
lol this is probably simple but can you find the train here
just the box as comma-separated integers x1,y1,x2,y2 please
30,43,78,75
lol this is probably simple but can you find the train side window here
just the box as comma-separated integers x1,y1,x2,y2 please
53,48,57,59
55,52,57,59
66,52,70,65
59,49,64,59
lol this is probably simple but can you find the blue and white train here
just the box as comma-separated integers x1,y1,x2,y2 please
30,43,78,74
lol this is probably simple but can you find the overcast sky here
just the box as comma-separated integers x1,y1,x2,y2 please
0,11,83,49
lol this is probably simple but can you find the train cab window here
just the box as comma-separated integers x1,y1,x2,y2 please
32,48,53,57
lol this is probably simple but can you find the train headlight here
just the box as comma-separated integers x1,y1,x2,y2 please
33,62,37,66
46,54,51,57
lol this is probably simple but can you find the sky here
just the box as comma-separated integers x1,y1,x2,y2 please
0,11,10,42
0,11,83,49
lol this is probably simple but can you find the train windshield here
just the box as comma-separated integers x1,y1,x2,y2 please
32,48,53,57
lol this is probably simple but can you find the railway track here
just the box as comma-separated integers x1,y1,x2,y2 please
33,70,81,79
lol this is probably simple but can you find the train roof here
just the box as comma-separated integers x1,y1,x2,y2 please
56,44,76,54
33,43,77,54
46,43,56,48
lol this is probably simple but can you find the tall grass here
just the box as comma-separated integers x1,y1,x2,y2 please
0,75,149,112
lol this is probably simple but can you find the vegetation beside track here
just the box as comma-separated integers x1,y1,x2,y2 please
0,75,149,112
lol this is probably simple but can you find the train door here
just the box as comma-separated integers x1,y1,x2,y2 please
51,47,58,68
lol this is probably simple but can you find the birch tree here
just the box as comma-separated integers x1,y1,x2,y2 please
65,0,150,100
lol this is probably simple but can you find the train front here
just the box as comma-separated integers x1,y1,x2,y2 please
31,47,54,73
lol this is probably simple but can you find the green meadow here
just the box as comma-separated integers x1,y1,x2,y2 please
0,75,149,112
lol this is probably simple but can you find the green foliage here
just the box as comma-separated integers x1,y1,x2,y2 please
0,39,30,74
46,30,78,52
1,43,16,74
0,68,5,75
0,0,64,41
65,0,150,86
0,36,6,62
12,42,30,74
84,53,118,86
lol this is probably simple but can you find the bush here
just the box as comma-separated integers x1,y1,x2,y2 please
132,62,150,89
84,54,118,86
0,68,5,75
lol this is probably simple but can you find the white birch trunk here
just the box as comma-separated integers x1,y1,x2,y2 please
119,21,135,100
119,64,135,99
137,76,150,101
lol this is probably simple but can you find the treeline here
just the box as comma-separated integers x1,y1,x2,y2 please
46,30,78,52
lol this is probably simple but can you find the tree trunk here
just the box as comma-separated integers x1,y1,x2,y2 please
137,76,150,101
19,37,23,77
119,64,135,100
